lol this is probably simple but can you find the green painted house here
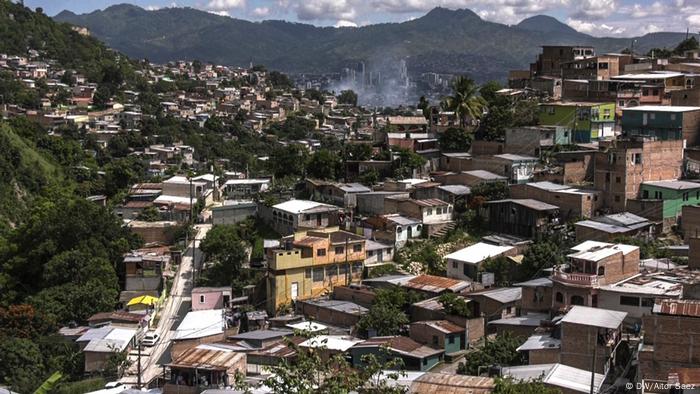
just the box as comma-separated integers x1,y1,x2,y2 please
539,101,616,143
350,336,444,372
639,180,700,219
621,105,700,146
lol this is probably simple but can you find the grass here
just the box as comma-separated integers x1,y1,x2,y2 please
54,377,106,394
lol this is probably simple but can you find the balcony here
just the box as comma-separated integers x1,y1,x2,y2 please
552,271,602,286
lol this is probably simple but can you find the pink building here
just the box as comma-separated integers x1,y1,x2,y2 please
191,287,233,311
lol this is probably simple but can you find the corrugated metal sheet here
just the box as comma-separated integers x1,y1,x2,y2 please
409,373,495,394
656,299,700,317
168,346,245,371
404,275,469,293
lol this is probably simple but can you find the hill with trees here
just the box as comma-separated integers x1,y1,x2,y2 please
55,4,699,81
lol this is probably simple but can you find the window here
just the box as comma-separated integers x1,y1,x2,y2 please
641,298,655,307
616,176,621,184
326,265,337,279
353,244,362,253
614,195,621,202
304,214,310,221
555,292,564,303
684,192,690,202
305,269,312,279
452,261,458,269
599,62,609,69
368,250,374,257
571,295,584,305
317,248,326,257
313,268,324,282
335,246,344,255
352,262,363,273
199,295,206,304
436,208,442,215
619,100,625,107
426,208,433,215
643,190,649,199
432,336,439,346
633,153,642,164
605,173,611,182
339,264,348,275
620,296,640,306
448,335,455,344
422,358,428,366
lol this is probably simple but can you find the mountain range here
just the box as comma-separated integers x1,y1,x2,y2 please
54,4,698,81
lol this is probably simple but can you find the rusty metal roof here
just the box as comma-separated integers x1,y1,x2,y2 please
654,299,700,317
409,373,495,394
354,336,443,358
411,198,449,207
403,275,470,294
411,320,465,334
88,311,145,324
167,345,245,371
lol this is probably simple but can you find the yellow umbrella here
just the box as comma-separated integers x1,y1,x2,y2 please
127,295,159,307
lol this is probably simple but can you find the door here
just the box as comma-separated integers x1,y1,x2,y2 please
291,282,298,301
407,225,413,238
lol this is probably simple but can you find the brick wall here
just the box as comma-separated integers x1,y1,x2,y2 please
641,314,700,380
529,348,561,365
560,322,614,373
681,205,700,240
332,286,376,308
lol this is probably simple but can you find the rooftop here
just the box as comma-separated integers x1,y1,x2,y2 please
167,344,245,371
273,199,338,214
300,335,363,351
462,170,508,180
489,313,549,327
561,305,627,329
517,334,561,351
568,242,638,262
642,179,700,190
444,242,515,265
403,274,471,294
300,299,369,315
354,336,444,358
174,309,225,340
543,363,605,394
623,105,700,112
487,199,559,211
411,320,465,334
467,287,522,304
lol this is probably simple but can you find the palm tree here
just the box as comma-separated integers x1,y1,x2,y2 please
441,76,486,128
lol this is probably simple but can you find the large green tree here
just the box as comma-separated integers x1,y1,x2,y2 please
199,225,247,287
441,76,486,128
439,127,473,152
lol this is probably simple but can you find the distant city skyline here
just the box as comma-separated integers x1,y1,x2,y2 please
22,0,700,38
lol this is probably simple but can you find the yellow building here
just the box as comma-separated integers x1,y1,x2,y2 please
266,227,366,314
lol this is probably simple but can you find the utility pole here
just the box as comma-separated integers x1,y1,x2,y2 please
137,341,142,389
189,176,194,225
589,329,598,394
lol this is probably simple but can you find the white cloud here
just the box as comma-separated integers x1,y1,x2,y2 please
624,1,666,18
251,7,270,17
571,0,617,18
145,5,161,11
335,19,358,27
206,0,246,11
566,18,625,36
287,0,357,22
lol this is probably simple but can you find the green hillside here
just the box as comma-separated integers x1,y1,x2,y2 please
54,4,699,81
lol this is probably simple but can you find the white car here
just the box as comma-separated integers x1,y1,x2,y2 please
104,381,126,389
142,332,160,347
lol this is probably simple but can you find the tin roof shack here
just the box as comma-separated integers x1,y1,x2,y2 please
552,241,640,310
517,333,562,365
401,274,473,297
164,344,246,394
439,152,472,172
510,181,601,219
384,197,454,237
470,154,538,184
296,299,368,328
505,126,571,156
350,336,444,372
408,373,495,394
639,298,700,381
574,212,654,242
482,199,560,239
87,311,148,328
488,312,550,338
299,335,364,361
594,138,684,213
504,363,605,394
409,320,465,354
434,169,508,187
76,326,137,373
445,242,517,281
622,106,700,146
122,247,169,294
514,277,554,314
356,191,410,216
464,287,522,324
410,296,485,345
559,305,627,374
172,309,229,359
639,180,700,226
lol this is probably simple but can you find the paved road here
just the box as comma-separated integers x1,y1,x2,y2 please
121,223,212,387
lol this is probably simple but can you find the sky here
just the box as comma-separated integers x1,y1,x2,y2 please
23,0,700,38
